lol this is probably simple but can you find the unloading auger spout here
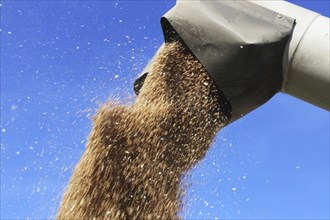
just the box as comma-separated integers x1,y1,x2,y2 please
134,0,330,124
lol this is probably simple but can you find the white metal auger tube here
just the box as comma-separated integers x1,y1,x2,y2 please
134,0,330,124
253,0,330,111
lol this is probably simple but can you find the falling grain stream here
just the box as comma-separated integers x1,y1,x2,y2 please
57,42,229,219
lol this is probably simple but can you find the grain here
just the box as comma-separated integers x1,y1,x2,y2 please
57,42,229,219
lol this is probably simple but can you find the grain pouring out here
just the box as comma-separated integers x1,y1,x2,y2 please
57,42,229,219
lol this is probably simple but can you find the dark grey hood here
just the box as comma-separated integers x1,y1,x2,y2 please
134,0,295,124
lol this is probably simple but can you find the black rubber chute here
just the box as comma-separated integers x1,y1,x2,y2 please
134,0,295,123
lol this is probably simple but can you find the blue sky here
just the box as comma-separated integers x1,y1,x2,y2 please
1,1,329,219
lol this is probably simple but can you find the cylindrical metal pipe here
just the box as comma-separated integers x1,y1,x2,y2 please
287,15,329,110
252,0,330,110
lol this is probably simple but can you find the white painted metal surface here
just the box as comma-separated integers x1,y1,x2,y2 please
252,0,330,110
